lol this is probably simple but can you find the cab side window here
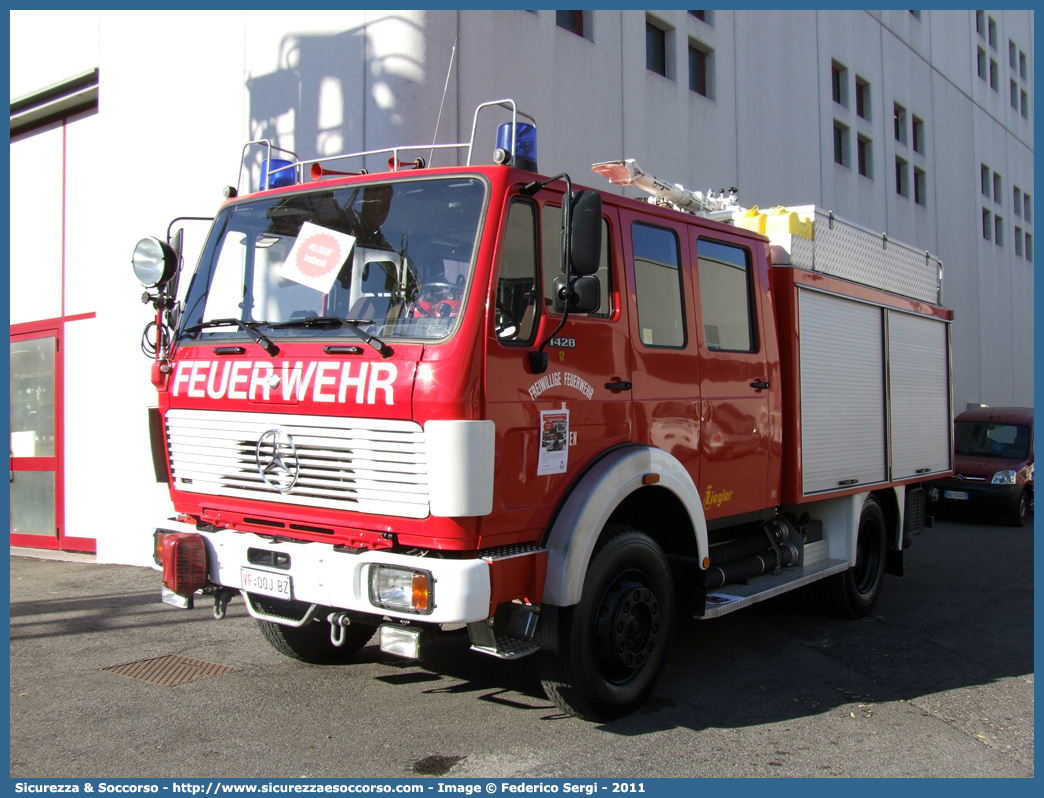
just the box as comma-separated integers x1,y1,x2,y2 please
632,222,686,347
696,239,756,351
496,200,539,343
541,205,611,317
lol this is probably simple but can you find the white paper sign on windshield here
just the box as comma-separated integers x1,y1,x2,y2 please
280,221,356,294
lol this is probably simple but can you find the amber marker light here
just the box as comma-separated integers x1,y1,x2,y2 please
412,572,431,611
642,473,660,484
703,557,711,569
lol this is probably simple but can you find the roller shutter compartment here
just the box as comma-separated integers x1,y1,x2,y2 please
887,310,952,478
799,289,887,495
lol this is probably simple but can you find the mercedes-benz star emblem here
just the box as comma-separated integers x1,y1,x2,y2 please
255,428,300,493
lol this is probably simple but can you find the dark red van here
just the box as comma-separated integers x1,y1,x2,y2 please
928,407,1034,526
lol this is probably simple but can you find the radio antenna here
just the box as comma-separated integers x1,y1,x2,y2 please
429,37,458,167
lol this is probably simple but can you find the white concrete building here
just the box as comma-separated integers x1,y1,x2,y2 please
9,9,1033,565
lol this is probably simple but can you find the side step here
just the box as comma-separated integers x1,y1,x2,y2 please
467,604,541,660
701,558,850,619
470,636,541,660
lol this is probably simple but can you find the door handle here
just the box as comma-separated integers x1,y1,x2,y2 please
750,380,770,390
605,381,632,393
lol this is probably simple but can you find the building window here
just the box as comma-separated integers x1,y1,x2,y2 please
688,11,707,23
689,42,712,97
855,77,871,120
896,157,909,197
995,215,1004,247
1026,233,1033,263
894,102,907,143
990,59,998,90
857,136,872,178
993,172,1002,203
833,122,849,167
976,10,985,37
912,115,925,153
556,11,584,37
831,60,848,106
1020,90,1029,119
646,20,668,77
914,167,926,206
977,48,987,80
1019,51,1027,80
1010,40,1017,69
1015,227,1024,257
1014,187,1022,217
1011,79,1019,109
981,164,991,196
1023,194,1031,224
988,17,997,49
983,208,992,240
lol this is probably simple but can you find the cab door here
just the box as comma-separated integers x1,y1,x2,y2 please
620,210,701,485
688,231,774,519
483,191,630,547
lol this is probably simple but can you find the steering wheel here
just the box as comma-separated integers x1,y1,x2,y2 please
494,304,522,340
418,281,464,300
412,281,465,318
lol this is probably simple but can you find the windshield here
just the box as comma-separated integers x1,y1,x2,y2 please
954,421,1031,460
180,177,487,342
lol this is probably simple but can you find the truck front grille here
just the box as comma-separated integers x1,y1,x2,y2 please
165,409,429,519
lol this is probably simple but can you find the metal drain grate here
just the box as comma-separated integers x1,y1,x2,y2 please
103,655,239,686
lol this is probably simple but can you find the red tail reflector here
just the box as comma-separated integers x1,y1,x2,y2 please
162,533,207,597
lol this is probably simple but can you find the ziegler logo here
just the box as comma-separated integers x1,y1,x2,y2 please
703,485,734,509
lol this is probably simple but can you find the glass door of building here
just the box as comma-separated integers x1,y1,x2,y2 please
10,329,61,548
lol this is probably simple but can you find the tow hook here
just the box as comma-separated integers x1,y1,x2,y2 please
328,612,352,647
213,589,236,620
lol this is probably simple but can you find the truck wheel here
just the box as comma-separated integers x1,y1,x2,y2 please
816,496,887,619
1008,490,1029,527
258,613,376,664
538,526,675,721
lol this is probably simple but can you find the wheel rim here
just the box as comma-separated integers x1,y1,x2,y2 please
1019,494,1028,521
594,571,661,685
853,516,882,596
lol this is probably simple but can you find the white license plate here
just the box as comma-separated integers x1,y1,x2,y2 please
944,490,969,501
241,567,292,599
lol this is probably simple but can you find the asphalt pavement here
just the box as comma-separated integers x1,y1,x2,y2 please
9,515,1034,778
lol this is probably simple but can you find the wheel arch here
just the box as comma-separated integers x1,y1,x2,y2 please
541,445,708,607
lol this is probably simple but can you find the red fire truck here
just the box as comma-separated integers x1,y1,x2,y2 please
133,99,953,721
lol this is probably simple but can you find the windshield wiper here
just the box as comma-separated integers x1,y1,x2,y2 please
269,316,393,358
181,318,279,356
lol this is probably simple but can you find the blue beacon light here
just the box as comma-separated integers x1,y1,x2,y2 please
261,158,296,190
496,122,537,173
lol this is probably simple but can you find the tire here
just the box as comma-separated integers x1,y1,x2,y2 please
1008,489,1029,527
257,612,376,664
816,495,887,619
538,526,675,721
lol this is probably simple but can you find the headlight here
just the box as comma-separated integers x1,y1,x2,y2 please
992,470,1017,484
132,236,178,287
369,565,433,614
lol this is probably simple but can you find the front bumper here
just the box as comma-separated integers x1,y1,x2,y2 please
926,479,1022,510
168,526,493,625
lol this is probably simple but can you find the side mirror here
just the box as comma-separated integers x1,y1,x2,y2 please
132,237,178,288
552,274,600,314
569,190,602,276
